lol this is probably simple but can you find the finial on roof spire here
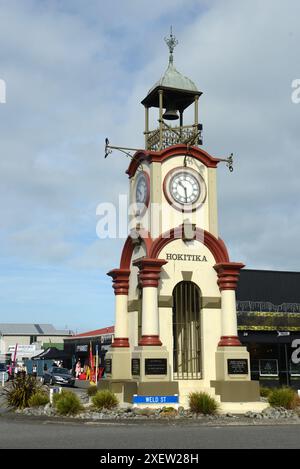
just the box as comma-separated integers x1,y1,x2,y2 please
164,26,178,65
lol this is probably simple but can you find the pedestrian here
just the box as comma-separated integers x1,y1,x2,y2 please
75,359,81,379
32,363,37,378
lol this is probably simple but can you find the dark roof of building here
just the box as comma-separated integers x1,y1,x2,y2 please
237,269,300,305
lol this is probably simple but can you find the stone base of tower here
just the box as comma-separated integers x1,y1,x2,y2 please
211,345,261,403
215,346,251,381
97,380,179,405
131,345,170,382
210,380,260,402
173,380,264,412
104,347,132,381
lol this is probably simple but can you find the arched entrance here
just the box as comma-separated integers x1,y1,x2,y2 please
172,281,202,380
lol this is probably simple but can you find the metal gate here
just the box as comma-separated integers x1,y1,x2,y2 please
172,281,201,379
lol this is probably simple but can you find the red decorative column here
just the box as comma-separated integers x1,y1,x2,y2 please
107,268,131,347
133,257,167,346
214,262,245,347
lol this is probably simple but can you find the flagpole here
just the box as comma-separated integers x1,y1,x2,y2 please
95,344,99,386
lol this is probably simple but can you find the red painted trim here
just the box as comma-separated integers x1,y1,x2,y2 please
214,262,245,291
162,166,207,213
111,337,130,348
138,335,162,346
149,225,230,264
69,326,114,339
218,336,242,347
126,144,221,178
120,230,152,269
133,257,167,288
107,269,131,295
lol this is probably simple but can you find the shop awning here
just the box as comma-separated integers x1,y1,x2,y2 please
31,347,70,360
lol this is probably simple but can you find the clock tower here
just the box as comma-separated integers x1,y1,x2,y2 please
103,31,262,409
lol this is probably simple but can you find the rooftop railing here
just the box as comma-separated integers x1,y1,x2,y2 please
145,123,202,151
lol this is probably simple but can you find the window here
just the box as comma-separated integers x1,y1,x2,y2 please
30,336,37,344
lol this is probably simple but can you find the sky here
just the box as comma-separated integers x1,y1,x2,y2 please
0,0,299,332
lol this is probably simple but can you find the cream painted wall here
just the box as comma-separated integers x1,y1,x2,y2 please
201,308,221,384
129,155,218,239
128,310,139,348
159,239,220,298
128,243,146,301
159,306,173,367
158,238,221,380
160,155,210,235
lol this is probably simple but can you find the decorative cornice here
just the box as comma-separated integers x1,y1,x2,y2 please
150,225,229,264
133,257,167,288
111,337,130,348
138,335,162,346
107,269,131,295
126,144,221,178
218,335,242,347
120,230,152,269
214,262,245,291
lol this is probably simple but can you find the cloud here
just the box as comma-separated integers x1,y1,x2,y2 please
0,0,300,328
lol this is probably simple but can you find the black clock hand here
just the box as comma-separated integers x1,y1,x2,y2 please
184,186,188,202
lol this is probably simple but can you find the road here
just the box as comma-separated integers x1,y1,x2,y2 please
1,416,300,449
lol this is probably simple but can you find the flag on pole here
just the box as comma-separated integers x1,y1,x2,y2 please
95,344,99,386
12,343,18,368
89,341,94,383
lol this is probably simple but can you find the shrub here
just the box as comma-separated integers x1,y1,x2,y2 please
268,387,297,409
161,406,176,413
3,374,41,409
28,391,49,407
160,406,178,417
260,386,272,398
92,390,118,410
53,390,83,416
189,392,219,415
87,385,98,397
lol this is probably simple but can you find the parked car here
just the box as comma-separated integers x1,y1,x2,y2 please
42,366,75,387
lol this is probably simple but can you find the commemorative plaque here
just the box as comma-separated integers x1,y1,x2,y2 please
131,358,140,376
227,359,248,375
145,358,167,375
105,359,112,374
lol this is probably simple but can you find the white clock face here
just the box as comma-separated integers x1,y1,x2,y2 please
135,173,148,205
164,166,206,211
170,172,200,205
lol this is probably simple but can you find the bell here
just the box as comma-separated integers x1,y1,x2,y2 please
162,107,179,120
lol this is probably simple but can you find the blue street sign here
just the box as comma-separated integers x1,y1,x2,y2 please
133,395,179,404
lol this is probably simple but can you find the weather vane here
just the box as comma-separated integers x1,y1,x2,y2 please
164,26,178,64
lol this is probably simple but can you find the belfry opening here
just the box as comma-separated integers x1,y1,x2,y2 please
172,281,201,380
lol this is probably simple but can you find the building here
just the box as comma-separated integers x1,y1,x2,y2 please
237,269,300,389
63,326,114,368
0,323,73,363
102,31,265,411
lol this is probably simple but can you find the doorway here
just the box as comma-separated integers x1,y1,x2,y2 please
172,281,202,379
